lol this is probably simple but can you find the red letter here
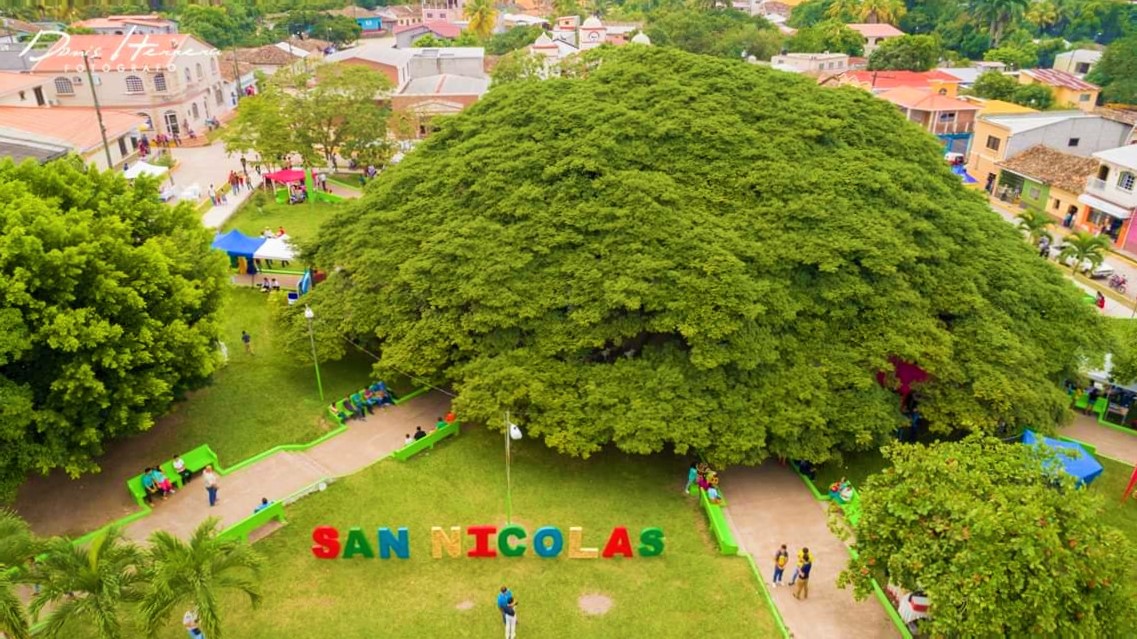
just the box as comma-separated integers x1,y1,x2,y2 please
311,526,340,559
602,527,634,558
467,525,498,558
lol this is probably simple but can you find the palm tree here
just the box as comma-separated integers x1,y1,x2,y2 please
971,0,1030,46
29,528,146,639
826,0,861,20
0,510,38,639
1025,0,1060,33
142,519,264,639
553,0,581,18
858,0,905,24
1016,208,1053,245
464,0,498,40
1057,231,1111,275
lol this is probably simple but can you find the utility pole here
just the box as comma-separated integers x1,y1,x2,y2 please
82,50,114,169
232,48,242,102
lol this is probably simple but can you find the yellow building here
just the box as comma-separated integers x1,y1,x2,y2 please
957,96,1038,117
1018,69,1100,112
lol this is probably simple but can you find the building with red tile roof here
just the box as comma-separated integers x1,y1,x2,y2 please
837,70,961,95
1018,68,1100,112
73,15,178,36
0,106,144,168
877,87,981,153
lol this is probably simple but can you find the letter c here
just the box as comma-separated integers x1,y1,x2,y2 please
498,525,527,557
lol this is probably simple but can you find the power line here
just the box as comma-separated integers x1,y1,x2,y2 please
337,333,458,398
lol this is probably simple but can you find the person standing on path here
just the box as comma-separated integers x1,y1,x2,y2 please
241,330,252,354
203,466,220,507
792,549,812,600
772,544,789,587
496,586,512,623
684,462,698,495
788,547,807,586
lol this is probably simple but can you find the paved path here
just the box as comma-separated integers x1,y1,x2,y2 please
123,391,451,541
721,464,898,639
1061,413,1137,465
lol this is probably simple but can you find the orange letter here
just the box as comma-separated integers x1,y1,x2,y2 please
431,526,462,558
568,526,598,559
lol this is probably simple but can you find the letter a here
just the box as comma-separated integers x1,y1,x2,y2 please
601,526,634,558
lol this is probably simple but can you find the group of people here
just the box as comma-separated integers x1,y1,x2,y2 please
227,170,249,195
772,544,813,600
1070,381,1112,413
685,462,722,503
403,413,457,445
258,278,282,293
829,477,854,504
330,382,396,421
288,183,308,205
206,183,228,207
140,454,196,504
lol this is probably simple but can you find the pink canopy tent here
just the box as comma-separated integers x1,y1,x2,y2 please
876,357,929,402
263,169,310,183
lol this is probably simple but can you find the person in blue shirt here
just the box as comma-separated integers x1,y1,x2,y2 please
684,462,698,495
792,548,813,600
141,467,160,503
496,586,513,622
254,498,271,513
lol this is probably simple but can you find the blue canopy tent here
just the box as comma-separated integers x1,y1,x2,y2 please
211,230,266,275
1022,430,1103,487
950,163,978,184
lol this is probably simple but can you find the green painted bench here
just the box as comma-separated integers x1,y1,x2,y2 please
699,488,739,555
1092,396,1108,417
125,444,219,507
218,500,287,544
1074,393,1090,411
392,421,460,461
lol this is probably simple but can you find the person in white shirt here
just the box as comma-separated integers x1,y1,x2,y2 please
184,609,205,638
172,455,192,484
404,433,414,446
203,466,219,507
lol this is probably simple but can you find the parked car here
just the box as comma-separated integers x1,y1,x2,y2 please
1050,243,1116,278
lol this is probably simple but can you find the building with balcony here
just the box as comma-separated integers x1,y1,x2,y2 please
27,34,230,138
1077,145,1137,253
1053,49,1102,78
845,23,904,55
994,145,1098,222
770,52,849,75
966,111,1131,193
876,87,981,154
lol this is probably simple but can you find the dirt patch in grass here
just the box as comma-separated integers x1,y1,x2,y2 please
578,593,613,616
455,600,475,611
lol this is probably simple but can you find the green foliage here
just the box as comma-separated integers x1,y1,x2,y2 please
788,0,848,28
983,42,1039,69
464,0,497,40
484,25,544,55
491,50,547,86
1058,230,1111,275
867,34,942,71
142,519,264,639
298,46,1106,467
224,64,392,168
178,3,263,48
839,436,1137,636
1012,82,1054,108
645,8,782,60
1015,208,1054,244
1108,318,1137,385
30,528,146,639
1087,35,1137,106
274,10,362,46
411,33,451,48
0,159,228,500
0,510,35,639
787,19,865,57
972,0,1030,46
971,69,1019,100
828,0,906,24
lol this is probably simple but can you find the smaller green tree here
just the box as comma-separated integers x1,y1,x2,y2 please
465,0,498,40
983,43,1039,70
839,435,1137,636
412,34,453,47
30,529,146,639
1012,83,1053,109
867,34,941,71
786,19,864,56
492,50,547,86
1016,208,1053,245
1087,35,1137,106
971,69,1019,101
0,510,37,639
1058,230,1111,275
142,518,264,639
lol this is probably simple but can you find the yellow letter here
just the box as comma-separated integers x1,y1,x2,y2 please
431,526,462,559
567,526,598,559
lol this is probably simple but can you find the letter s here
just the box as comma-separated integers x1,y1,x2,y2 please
638,527,664,557
311,526,341,559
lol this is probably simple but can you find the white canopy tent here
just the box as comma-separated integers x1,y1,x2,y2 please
123,161,169,180
254,236,296,262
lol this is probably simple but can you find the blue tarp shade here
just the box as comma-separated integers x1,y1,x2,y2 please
1022,430,1104,487
951,164,978,184
211,230,267,276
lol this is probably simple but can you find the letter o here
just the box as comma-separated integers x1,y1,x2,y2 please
532,526,564,558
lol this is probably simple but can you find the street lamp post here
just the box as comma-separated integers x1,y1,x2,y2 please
304,305,325,402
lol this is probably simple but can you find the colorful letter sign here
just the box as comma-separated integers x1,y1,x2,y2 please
312,525,665,560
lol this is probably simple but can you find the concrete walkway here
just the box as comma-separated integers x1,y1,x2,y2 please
1061,413,1137,465
721,464,898,639
123,391,451,541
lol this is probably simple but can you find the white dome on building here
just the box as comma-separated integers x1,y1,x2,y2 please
581,16,603,28
631,32,651,45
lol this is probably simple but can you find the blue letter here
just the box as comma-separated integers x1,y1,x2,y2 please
378,527,410,559
533,526,564,558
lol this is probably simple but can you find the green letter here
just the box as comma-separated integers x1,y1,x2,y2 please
343,526,375,559
498,524,527,557
638,527,664,557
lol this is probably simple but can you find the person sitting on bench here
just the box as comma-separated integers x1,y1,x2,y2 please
271,278,281,291
413,426,427,441
150,466,176,497
172,454,193,484
260,278,272,293
141,467,161,503
343,397,365,420
329,402,349,422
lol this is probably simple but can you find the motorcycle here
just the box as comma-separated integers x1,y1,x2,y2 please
1109,274,1128,294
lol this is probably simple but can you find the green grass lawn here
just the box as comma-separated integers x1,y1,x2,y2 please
221,196,347,244
1088,456,1137,545
189,426,777,638
159,288,383,465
